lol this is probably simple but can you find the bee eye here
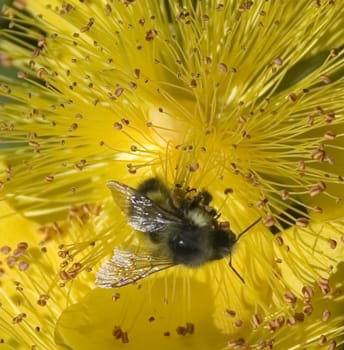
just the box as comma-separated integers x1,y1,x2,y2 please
171,236,190,251
176,239,186,247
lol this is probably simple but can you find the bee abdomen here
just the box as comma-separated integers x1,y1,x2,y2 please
137,178,173,211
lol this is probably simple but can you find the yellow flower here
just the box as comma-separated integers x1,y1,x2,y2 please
0,0,343,349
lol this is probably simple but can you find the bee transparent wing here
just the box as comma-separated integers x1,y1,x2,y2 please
95,248,174,288
107,180,181,232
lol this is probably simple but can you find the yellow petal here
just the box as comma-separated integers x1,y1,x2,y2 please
55,280,227,349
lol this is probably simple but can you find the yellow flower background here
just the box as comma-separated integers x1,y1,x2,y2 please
0,0,343,349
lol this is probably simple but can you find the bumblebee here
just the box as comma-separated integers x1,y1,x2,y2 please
96,178,259,288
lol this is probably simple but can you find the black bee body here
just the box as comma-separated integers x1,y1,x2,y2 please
96,177,259,288
135,178,236,267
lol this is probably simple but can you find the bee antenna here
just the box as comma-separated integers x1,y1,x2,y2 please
228,217,261,284
236,217,261,241
229,254,245,284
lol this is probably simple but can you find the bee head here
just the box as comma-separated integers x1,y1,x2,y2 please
210,229,236,260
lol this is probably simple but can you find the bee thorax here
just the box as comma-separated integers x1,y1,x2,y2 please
185,207,213,227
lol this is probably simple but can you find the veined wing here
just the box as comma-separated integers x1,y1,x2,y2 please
95,248,175,288
107,180,181,232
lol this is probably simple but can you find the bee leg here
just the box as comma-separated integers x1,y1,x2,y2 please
197,191,218,217
228,254,245,284
184,190,213,212
194,190,213,206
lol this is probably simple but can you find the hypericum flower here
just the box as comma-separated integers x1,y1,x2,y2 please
0,0,343,349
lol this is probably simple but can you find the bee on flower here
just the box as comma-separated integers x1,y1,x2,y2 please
0,0,343,349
